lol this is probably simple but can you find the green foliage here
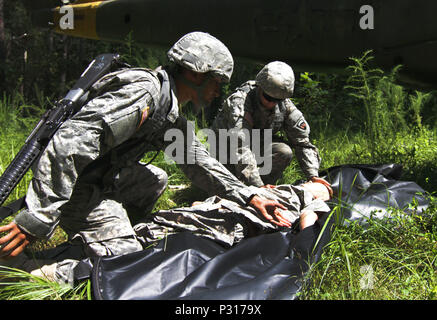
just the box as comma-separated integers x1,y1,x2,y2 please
0,267,90,300
285,51,437,192
343,50,435,166
346,51,401,153
300,198,437,300
0,93,43,205
1,9,437,299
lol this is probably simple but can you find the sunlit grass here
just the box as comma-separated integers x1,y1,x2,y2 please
0,267,90,300
300,199,437,300
1,81,436,300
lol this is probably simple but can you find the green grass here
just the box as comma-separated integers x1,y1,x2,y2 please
1,104,435,300
1,52,437,299
0,267,91,300
299,199,437,300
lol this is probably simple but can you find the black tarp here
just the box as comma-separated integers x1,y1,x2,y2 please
88,164,429,300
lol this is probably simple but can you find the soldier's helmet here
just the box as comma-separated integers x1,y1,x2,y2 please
255,61,295,99
167,31,234,83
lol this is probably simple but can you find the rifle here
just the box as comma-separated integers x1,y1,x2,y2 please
0,53,124,221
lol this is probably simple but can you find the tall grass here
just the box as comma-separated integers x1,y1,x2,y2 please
292,51,437,193
0,51,436,300
295,51,437,300
0,267,91,300
344,50,435,168
300,198,437,300
0,93,44,207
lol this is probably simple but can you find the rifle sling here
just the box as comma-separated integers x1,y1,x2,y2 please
0,197,26,222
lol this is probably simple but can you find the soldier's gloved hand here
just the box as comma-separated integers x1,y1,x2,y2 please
249,195,291,228
309,177,333,198
0,222,31,259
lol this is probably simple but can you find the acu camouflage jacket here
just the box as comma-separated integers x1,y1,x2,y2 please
15,68,256,239
212,80,321,181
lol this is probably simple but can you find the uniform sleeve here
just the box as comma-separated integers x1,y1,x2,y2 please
283,100,321,179
213,91,247,130
213,91,265,187
14,71,156,239
170,116,256,206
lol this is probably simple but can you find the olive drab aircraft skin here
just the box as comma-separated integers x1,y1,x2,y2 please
24,0,437,90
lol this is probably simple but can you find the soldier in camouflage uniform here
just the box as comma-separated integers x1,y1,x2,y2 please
0,32,291,285
135,180,333,248
212,61,330,189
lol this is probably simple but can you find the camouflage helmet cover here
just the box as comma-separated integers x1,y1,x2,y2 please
167,31,234,82
255,61,295,99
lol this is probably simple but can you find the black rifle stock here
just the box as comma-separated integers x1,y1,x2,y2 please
0,53,123,211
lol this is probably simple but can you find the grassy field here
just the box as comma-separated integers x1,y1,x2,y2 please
0,53,436,300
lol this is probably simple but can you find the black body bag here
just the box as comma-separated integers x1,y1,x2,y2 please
87,164,429,300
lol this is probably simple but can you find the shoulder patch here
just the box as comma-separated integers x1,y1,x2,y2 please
297,119,307,131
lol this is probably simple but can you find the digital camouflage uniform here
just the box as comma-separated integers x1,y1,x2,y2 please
212,80,321,187
135,183,331,248
8,33,257,284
